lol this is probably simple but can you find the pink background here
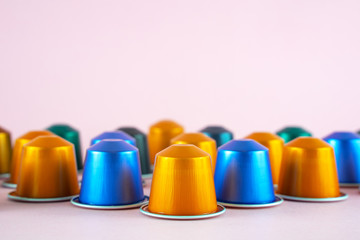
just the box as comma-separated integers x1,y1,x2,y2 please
1,0,360,145
1,0,360,239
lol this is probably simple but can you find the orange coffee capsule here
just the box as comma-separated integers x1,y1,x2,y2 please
148,144,218,216
3,130,54,188
10,136,79,201
171,133,217,172
148,120,184,164
245,132,284,185
0,127,11,176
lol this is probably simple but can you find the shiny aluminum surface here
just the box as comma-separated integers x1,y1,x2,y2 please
14,136,79,199
324,132,360,185
148,120,184,164
90,131,136,146
118,127,152,175
214,139,276,204
171,133,217,172
276,126,312,143
277,137,342,199
6,130,54,186
148,144,218,216
200,126,233,147
47,124,83,170
79,140,144,206
0,127,11,175
245,132,284,185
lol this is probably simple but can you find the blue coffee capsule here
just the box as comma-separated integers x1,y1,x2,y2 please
90,131,136,146
323,132,360,186
118,127,152,177
71,140,148,209
214,139,283,208
200,126,233,147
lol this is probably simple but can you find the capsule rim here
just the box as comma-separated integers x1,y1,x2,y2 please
217,196,283,208
276,192,348,202
8,191,77,202
71,196,149,210
140,204,225,220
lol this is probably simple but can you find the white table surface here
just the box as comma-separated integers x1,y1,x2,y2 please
1,177,359,240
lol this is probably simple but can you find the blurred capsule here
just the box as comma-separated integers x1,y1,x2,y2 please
200,126,233,147
118,127,152,176
324,132,360,186
0,126,11,176
90,131,136,146
245,132,284,186
148,120,184,164
47,124,83,170
276,126,312,143
277,137,347,202
171,133,217,172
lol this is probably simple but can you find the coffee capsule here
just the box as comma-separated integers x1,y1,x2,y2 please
245,132,284,186
2,130,54,188
8,136,79,202
276,126,312,143
200,126,233,147
47,124,83,170
0,127,11,177
90,131,135,146
140,144,225,220
324,132,360,187
277,137,347,202
71,140,147,209
171,133,217,172
214,139,283,208
148,120,184,164
118,127,152,177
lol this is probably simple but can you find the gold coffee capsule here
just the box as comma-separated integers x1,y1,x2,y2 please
148,120,184,164
3,130,54,188
171,133,217,172
277,137,347,202
0,127,12,176
245,132,284,185
9,136,79,201
148,144,219,216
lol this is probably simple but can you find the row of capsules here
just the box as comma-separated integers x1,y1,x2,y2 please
0,122,358,219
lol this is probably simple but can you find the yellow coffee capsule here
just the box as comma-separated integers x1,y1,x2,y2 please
3,130,54,188
171,133,217,172
148,120,184,164
0,127,12,176
277,137,347,202
245,132,284,185
148,144,218,216
11,136,79,201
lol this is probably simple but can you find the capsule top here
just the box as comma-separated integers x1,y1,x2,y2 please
245,132,283,142
19,130,54,140
25,135,72,148
89,139,138,153
118,127,144,136
171,133,214,144
277,126,310,133
219,139,268,152
200,126,231,134
91,131,135,145
276,126,312,137
287,137,332,149
150,120,183,133
47,124,77,133
156,144,210,159
323,132,360,141
0,126,10,134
